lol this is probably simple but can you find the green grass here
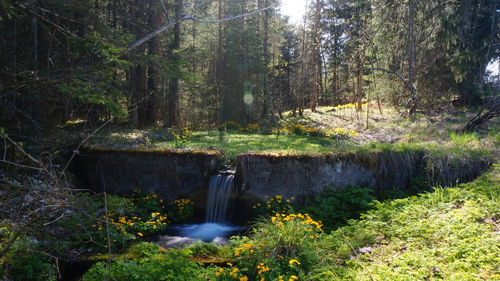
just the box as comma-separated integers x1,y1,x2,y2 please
311,165,500,280
154,130,341,159
85,105,498,161
88,128,492,164
449,131,480,147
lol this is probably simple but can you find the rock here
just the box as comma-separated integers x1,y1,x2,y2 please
156,235,200,248
356,247,373,254
212,237,228,246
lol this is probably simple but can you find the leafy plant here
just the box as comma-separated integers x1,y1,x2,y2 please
252,195,295,217
1,235,56,281
300,186,376,232
227,213,324,281
186,242,220,258
82,243,206,281
167,198,195,223
172,127,192,148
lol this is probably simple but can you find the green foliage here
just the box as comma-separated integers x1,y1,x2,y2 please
252,195,295,218
1,233,56,281
226,213,324,281
172,127,193,148
166,198,195,223
449,131,480,147
131,190,166,217
187,242,221,258
57,192,169,253
379,176,432,200
309,166,500,280
106,194,135,215
82,243,206,281
301,186,377,232
5,250,56,281
58,33,131,120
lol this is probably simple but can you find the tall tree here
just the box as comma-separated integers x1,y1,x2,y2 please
166,0,183,127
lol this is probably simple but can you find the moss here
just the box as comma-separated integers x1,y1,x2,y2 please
312,165,500,280
84,144,222,156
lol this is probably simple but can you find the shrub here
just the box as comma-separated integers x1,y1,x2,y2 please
252,195,295,217
1,233,56,281
300,186,376,232
227,213,324,280
82,242,206,281
167,198,195,223
131,190,166,217
172,127,192,148
187,242,220,258
5,250,56,281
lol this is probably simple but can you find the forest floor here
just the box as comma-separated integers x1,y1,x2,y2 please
280,103,498,146
84,103,499,160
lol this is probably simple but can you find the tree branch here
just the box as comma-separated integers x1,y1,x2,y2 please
120,3,277,56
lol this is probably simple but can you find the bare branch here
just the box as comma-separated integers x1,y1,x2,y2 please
120,3,277,56
58,117,116,181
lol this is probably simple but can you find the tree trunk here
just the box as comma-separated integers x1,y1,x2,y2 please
166,0,183,127
261,0,270,117
407,0,419,115
146,0,163,127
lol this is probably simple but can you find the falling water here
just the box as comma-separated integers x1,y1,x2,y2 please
205,174,236,223
155,173,240,246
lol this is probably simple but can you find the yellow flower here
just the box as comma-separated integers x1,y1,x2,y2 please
137,232,143,237
289,276,299,281
234,248,242,256
240,277,248,281
289,259,301,265
241,243,253,249
227,262,233,266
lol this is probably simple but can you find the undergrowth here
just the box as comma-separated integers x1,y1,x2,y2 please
58,165,500,280
311,165,499,280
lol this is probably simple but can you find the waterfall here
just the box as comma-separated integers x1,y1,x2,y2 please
205,174,236,224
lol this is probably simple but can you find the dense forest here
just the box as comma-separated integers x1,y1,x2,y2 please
0,1,499,281
1,0,498,130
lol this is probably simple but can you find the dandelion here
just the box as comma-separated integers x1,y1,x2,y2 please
137,232,143,237
240,277,248,281
289,259,301,265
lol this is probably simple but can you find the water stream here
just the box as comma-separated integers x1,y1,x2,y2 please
157,173,241,247
205,174,236,223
